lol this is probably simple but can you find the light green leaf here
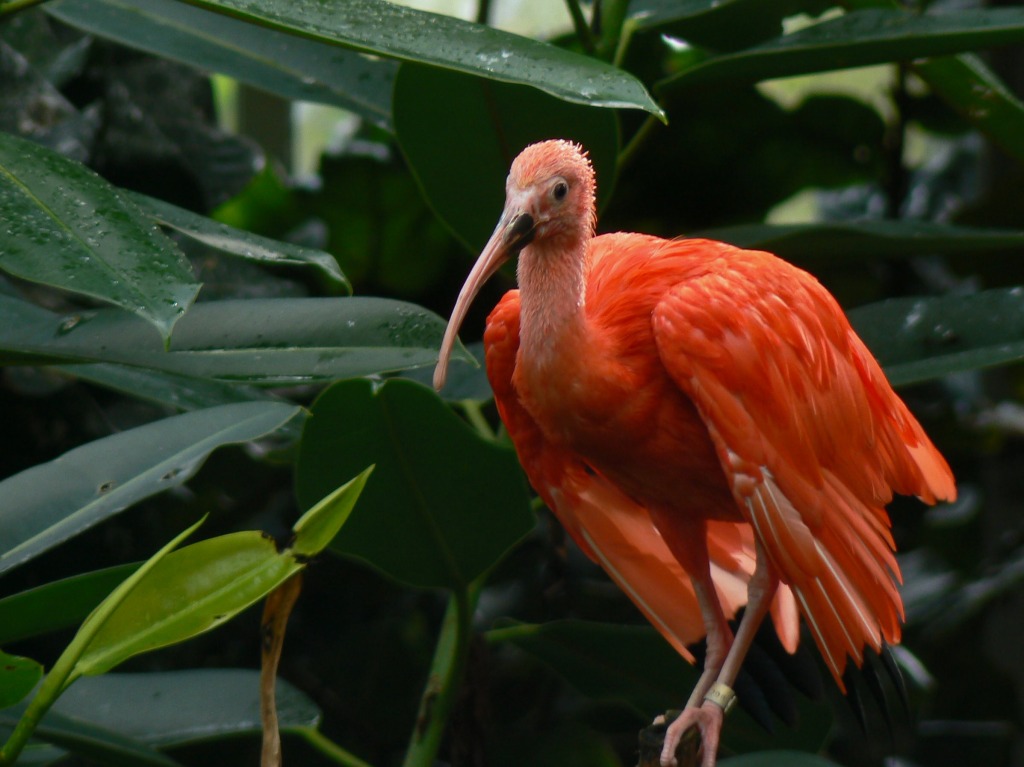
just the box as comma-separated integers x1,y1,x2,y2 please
0,401,301,576
46,0,395,128
0,133,199,342
291,466,374,558
73,531,299,677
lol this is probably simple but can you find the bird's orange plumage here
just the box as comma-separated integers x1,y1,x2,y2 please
434,140,955,765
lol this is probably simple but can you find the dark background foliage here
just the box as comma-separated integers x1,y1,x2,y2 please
1,1,1024,766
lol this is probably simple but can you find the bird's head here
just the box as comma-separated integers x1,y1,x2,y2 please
433,140,596,390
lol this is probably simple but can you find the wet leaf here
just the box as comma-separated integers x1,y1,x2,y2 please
0,132,199,341
0,293,469,384
127,191,349,293
152,0,662,117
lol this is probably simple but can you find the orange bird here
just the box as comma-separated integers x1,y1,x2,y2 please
433,140,956,767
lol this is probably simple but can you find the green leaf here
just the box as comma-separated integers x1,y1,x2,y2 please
699,220,1024,261
0,652,43,709
73,532,299,677
0,401,300,576
295,378,533,590
0,565,138,644
49,670,319,746
914,53,1024,165
45,0,395,128
166,0,662,117
291,466,374,558
395,63,620,252
0,133,199,342
0,293,468,384
126,191,350,293
661,7,1024,93
55,363,280,411
849,287,1024,386
3,710,183,767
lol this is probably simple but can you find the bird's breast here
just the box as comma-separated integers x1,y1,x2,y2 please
513,321,738,521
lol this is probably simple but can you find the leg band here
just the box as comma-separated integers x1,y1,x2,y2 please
702,682,737,714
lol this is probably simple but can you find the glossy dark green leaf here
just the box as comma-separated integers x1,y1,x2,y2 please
45,0,395,128
0,133,199,341
50,671,319,746
0,565,137,644
3,710,183,767
395,63,620,252
849,287,1024,386
0,401,300,576
661,7,1024,93
0,652,43,709
699,220,1024,261
170,0,661,117
295,378,533,590
0,293,469,384
55,363,280,411
126,191,350,293
914,53,1024,165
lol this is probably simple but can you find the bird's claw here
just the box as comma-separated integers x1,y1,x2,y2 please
658,701,726,767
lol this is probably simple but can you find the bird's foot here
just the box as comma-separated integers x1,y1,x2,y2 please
658,699,726,767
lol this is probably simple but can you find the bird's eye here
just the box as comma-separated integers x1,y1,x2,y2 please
552,181,569,201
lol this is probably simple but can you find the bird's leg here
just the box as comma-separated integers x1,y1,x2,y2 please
644,514,734,767
661,541,779,767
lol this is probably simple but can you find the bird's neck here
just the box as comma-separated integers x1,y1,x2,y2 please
516,236,589,360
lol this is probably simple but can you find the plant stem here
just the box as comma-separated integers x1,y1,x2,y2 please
618,112,663,175
299,728,375,767
596,0,631,61
401,587,474,767
475,0,490,25
460,399,495,441
563,0,595,54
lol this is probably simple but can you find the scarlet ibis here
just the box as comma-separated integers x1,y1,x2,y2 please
433,140,955,766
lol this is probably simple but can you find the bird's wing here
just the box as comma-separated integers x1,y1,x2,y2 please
651,244,956,686
485,290,759,661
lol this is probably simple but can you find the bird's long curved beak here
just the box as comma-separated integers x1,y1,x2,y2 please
433,210,535,391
